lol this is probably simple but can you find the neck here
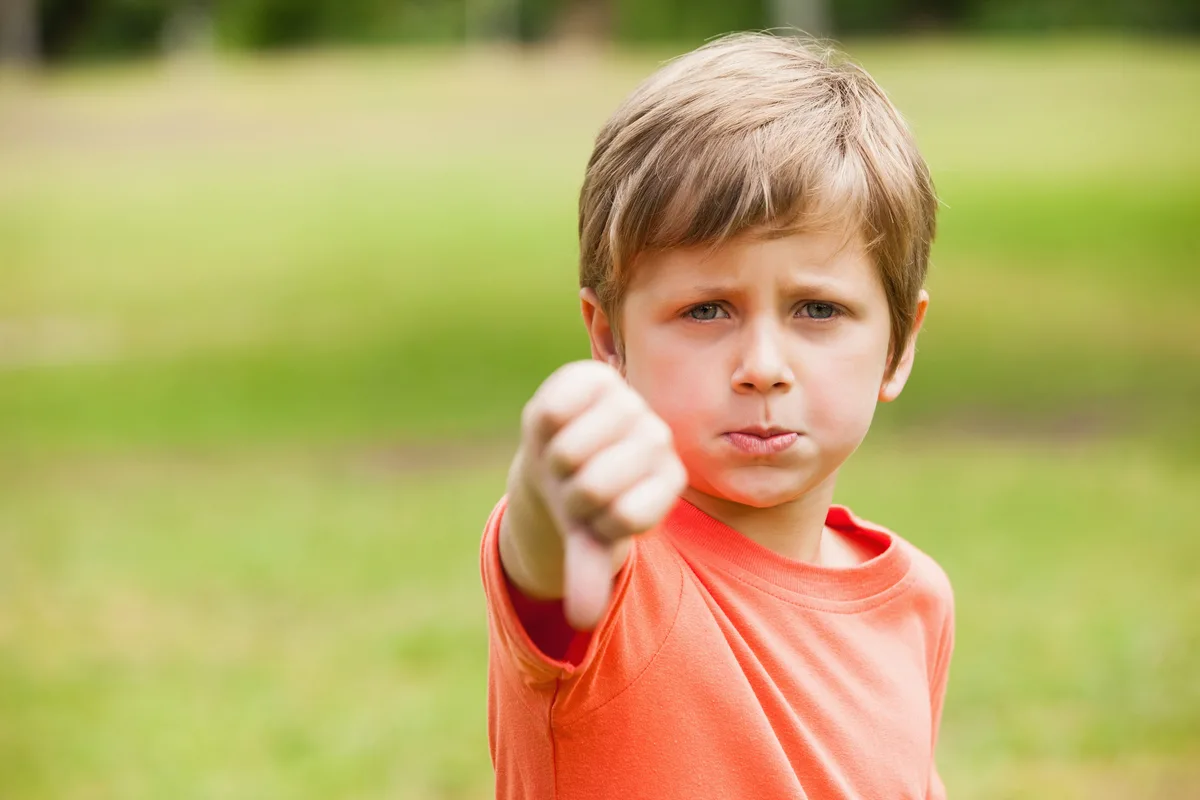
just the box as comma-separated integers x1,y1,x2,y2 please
681,472,838,563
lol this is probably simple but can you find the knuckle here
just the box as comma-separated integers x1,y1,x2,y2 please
661,421,677,446
552,360,590,381
539,396,575,431
565,478,608,518
562,359,614,390
640,414,672,447
615,381,645,409
533,362,618,430
595,384,623,413
597,381,635,417
665,461,688,495
671,456,688,483
520,398,542,434
592,509,633,542
608,502,644,535
543,438,582,476
524,388,564,429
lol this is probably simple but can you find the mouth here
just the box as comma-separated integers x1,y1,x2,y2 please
722,427,800,456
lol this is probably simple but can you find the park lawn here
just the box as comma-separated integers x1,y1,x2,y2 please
1,439,1198,799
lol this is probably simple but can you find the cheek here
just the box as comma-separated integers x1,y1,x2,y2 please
804,338,888,437
624,337,720,434
807,378,876,438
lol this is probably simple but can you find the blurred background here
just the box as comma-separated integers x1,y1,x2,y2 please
1,1,1198,798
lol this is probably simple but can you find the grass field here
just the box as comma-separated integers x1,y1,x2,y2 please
1,37,1199,798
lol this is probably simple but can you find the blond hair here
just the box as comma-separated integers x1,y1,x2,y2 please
579,32,937,376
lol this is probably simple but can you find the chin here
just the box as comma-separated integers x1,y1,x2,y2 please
696,467,810,509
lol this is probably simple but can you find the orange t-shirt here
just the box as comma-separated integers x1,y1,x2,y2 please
480,496,955,799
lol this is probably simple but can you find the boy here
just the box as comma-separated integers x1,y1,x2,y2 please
480,32,953,799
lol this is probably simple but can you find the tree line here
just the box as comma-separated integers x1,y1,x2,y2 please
1,0,1197,64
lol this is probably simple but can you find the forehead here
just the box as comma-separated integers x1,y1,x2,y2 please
626,228,881,299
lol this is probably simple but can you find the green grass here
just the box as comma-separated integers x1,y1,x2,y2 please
1,37,1199,798
1,441,1197,799
0,453,495,799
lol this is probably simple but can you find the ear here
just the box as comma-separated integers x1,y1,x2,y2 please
580,287,623,371
879,289,929,403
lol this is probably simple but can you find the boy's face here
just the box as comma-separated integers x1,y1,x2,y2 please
585,229,926,509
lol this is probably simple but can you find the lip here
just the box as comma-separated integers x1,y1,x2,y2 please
723,429,799,456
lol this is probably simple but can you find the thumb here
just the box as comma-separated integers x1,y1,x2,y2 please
562,528,614,632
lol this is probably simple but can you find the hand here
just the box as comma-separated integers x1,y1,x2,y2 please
519,360,687,630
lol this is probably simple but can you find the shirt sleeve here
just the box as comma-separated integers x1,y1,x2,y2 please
479,495,639,688
504,569,594,665
926,584,956,799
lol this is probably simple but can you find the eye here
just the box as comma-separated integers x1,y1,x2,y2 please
687,303,729,321
798,302,840,320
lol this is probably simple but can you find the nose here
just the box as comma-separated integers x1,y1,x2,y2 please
732,318,794,394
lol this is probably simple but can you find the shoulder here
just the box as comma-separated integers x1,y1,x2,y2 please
863,517,959,681
893,531,955,636
839,505,954,613
900,536,954,609
840,508,957,679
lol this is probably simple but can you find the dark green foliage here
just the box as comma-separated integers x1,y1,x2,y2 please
613,0,767,44
213,0,467,49
31,0,1200,61
39,0,173,58
968,0,1200,34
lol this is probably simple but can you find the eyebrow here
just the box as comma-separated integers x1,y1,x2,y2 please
685,279,850,297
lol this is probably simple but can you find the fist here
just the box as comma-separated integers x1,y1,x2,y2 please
521,360,688,630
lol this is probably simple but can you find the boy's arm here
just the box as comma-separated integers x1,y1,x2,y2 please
498,445,632,605
497,360,686,631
